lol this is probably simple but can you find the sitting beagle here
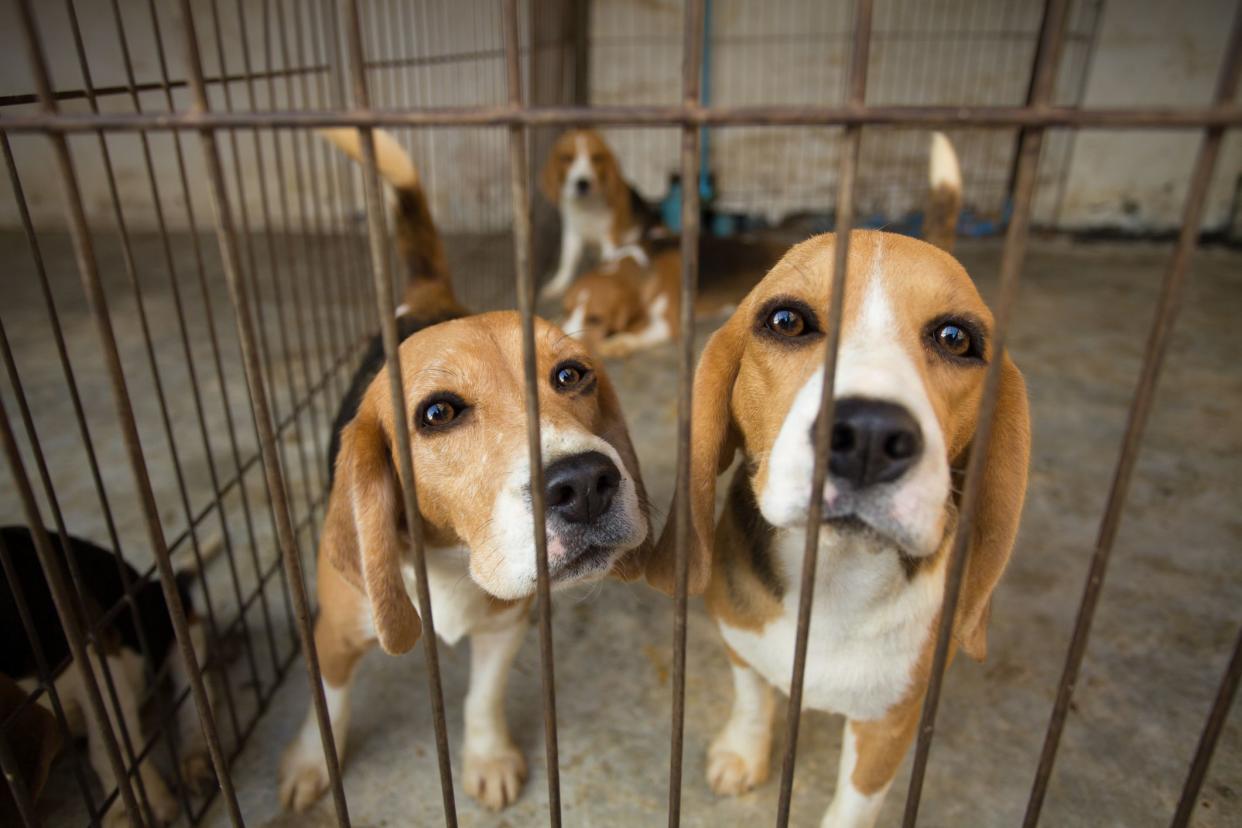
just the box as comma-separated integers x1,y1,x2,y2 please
646,134,1031,828
1,526,215,827
279,129,652,813
538,129,659,300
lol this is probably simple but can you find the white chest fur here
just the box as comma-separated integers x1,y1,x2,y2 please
719,529,944,722
400,546,495,647
563,197,613,243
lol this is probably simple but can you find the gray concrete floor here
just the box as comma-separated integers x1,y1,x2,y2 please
3,230,1239,827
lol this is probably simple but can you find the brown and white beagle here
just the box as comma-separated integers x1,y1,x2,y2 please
646,134,1031,828
560,247,682,358
279,130,652,813
538,129,658,300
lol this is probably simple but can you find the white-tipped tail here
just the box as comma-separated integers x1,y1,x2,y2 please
929,132,961,194
318,127,419,190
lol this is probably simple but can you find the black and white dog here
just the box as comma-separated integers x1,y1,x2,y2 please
0,526,215,827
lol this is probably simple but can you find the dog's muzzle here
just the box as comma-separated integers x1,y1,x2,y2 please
817,396,923,491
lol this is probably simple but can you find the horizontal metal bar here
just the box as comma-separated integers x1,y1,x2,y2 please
1,103,1239,133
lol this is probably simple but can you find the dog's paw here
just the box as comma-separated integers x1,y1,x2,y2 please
706,738,770,796
463,747,527,811
147,777,182,825
279,746,331,813
181,749,216,797
595,337,635,359
540,281,567,301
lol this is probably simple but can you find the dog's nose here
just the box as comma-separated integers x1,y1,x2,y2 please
545,451,620,524
820,397,923,489
574,177,591,195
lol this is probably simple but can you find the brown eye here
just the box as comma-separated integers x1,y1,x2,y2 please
552,361,591,392
416,394,469,431
767,308,806,337
934,323,971,356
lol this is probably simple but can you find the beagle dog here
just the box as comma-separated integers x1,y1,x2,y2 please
561,246,682,358
1,672,62,825
279,129,652,813
1,526,215,827
646,134,1031,828
538,129,659,300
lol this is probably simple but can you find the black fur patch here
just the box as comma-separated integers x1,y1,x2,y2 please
726,471,785,600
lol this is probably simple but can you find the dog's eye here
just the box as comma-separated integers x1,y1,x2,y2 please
416,394,469,431
552,360,592,392
935,324,970,355
767,308,806,338
927,317,984,361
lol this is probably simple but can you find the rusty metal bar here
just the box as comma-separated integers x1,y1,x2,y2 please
902,1,1071,825
667,1,704,825
774,3,872,826
1023,6,1242,824
1,102,1240,132
341,2,458,825
176,0,354,824
1171,622,1242,827
14,2,245,823
502,2,563,825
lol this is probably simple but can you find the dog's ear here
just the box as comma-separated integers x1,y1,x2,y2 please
954,355,1030,661
646,311,745,596
325,402,422,655
599,147,633,239
539,139,566,206
596,366,650,581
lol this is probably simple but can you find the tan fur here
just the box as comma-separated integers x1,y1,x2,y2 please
539,129,636,247
0,673,62,821
647,230,1030,658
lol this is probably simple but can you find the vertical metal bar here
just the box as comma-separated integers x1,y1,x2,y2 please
502,2,561,824
901,2,1070,825
667,1,704,825
341,2,459,825
175,0,351,825
13,2,245,823
1023,7,1242,825
1171,622,1242,827
773,3,871,826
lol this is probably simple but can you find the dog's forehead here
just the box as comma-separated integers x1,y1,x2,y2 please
751,231,990,329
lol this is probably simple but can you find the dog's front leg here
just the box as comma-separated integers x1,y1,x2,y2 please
822,700,921,828
707,656,775,796
170,617,216,794
542,227,584,300
462,606,528,811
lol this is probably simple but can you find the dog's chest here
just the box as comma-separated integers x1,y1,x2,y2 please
719,530,944,721
400,548,494,647
564,198,612,241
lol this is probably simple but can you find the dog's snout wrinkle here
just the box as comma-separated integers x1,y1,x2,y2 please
823,397,924,490
545,451,620,525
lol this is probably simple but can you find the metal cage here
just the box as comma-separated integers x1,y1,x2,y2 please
1,0,1239,826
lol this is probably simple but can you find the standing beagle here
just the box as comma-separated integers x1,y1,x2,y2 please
538,129,659,300
647,135,1031,828
280,130,652,813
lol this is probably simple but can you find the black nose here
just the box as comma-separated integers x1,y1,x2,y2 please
545,451,621,525
819,397,923,489
574,177,591,195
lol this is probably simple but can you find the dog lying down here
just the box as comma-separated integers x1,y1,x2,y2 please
0,525,215,827
277,129,653,812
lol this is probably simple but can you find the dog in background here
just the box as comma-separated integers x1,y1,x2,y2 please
646,134,1031,828
538,129,660,300
279,129,652,813
1,526,215,827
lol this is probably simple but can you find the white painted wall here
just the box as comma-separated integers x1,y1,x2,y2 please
0,0,1237,235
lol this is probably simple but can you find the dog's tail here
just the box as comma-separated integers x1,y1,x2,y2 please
925,132,962,253
319,128,458,313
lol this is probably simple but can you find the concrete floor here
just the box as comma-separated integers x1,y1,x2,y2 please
3,230,1240,827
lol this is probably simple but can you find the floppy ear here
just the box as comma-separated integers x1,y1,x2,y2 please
324,405,422,655
596,368,651,581
539,143,564,206
954,355,1031,661
600,149,633,240
645,312,746,596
